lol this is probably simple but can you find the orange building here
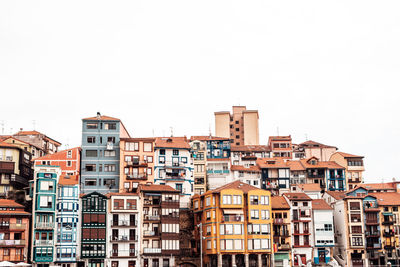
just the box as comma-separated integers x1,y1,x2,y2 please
119,138,155,192
0,199,30,263
268,136,293,159
33,147,81,176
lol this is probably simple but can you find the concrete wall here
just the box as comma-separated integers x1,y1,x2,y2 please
243,112,259,145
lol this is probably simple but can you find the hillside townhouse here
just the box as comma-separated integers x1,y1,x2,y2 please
107,193,141,267
330,152,364,190
295,140,338,161
291,184,321,200
13,130,61,156
154,137,193,208
268,136,292,159
139,183,180,267
192,180,273,267
119,138,155,193
257,158,290,192
80,113,131,194
287,161,306,185
189,138,208,195
231,165,261,188
1,136,44,159
230,145,270,166
311,199,334,265
0,199,30,263
271,196,291,267
283,193,313,266
34,147,81,176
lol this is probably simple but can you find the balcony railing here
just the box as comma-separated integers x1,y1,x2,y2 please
143,230,159,236
110,235,138,242
111,249,137,257
35,240,53,246
126,160,148,166
144,199,161,206
144,215,160,221
143,248,161,254
384,231,395,237
0,240,25,245
222,215,244,222
9,223,26,230
366,219,378,224
278,243,290,250
36,222,55,229
365,231,380,236
366,243,381,249
126,174,148,180
111,220,137,227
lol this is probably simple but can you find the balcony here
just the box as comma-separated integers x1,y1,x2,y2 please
35,240,53,246
111,249,137,257
126,174,148,180
0,161,15,173
384,242,396,250
143,248,161,254
110,235,138,242
0,240,25,246
36,222,55,229
278,243,291,250
144,199,161,206
366,219,379,225
364,203,379,212
384,231,395,237
112,220,137,227
365,231,380,237
366,243,381,250
144,214,160,221
383,220,394,225
222,215,244,222
0,255,24,262
126,160,148,167
274,218,289,225
143,230,159,237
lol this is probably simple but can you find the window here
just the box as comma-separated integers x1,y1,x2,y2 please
260,196,269,205
105,123,117,130
159,156,165,163
232,195,242,205
351,226,362,233
104,150,116,157
206,197,211,206
352,236,363,246
125,142,139,151
85,150,98,157
107,137,116,143
104,164,116,172
67,161,72,167
324,224,333,231
250,210,259,219
303,202,308,207
181,157,187,163
176,184,183,193
160,149,165,155
173,149,179,155
87,137,96,143
261,210,270,220
143,143,153,152
222,195,232,205
147,156,153,163
39,196,53,208
86,123,98,129
85,164,96,172
85,179,97,186
250,195,259,205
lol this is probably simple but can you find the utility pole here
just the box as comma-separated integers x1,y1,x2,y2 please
198,223,203,267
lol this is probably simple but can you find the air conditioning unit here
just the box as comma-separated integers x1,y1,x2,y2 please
122,236,128,240
122,221,128,226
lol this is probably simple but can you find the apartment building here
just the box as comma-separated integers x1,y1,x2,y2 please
330,152,364,190
31,165,61,266
107,193,141,267
192,180,273,267
34,147,81,176
0,141,32,199
0,199,30,263
296,140,338,161
271,196,291,267
80,113,130,194
214,106,259,146
55,174,80,266
154,137,193,208
311,199,334,265
230,145,270,166
1,136,44,159
257,158,290,192
268,136,292,159
139,184,180,267
189,138,208,195
119,138,155,193
14,130,61,156
231,165,261,188
283,193,313,266
80,192,108,267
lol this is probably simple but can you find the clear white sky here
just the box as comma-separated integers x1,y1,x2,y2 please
1,1,399,182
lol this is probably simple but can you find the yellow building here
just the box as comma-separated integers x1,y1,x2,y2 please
330,152,365,190
192,180,273,267
1,136,44,159
271,196,291,266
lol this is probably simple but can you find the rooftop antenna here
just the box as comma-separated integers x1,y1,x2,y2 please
32,120,36,130
170,127,173,137
305,134,308,141
65,138,70,149
209,124,212,137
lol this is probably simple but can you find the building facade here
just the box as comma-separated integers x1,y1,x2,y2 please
34,147,81,176
189,138,208,195
271,196,291,267
330,152,364,191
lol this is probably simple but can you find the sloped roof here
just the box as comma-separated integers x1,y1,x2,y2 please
359,183,396,191
0,199,25,208
34,147,80,161
287,160,305,171
299,140,337,149
155,137,190,149
283,192,312,201
59,174,79,185
14,130,61,145
299,158,344,169
2,136,42,150
231,145,271,153
297,183,322,191
335,152,364,158
271,196,290,210
0,141,20,149
268,136,292,141
326,191,347,200
369,193,400,206
139,184,178,193
231,165,261,172
82,115,120,121
312,199,333,210
190,136,229,141
209,180,260,194
256,158,289,169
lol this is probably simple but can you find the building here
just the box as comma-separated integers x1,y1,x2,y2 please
80,113,130,194
283,193,313,266
257,158,290,192
34,147,81,176
1,136,44,159
119,138,155,193
189,138,208,195
0,141,32,199
271,196,291,267
330,152,365,190
80,192,108,267
0,199,30,263
296,140,338,161
107,193,141,267
154,137,193,208
311,199,334,264
291,184,322,200
287,161,306,185
230,145,270,166
231,165,261,188
268,136,292,159
139,183,180,267
13,130,61,156
55,174,80,266
31,165,61,266
192,180,273,267
214,106,259,146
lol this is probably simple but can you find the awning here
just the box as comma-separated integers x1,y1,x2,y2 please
382,212,393,216
223,209,243,215
274,253,290,260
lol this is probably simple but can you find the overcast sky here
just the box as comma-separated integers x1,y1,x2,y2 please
1,1,399,182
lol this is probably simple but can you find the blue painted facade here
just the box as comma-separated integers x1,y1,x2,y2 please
261,168,290,190
81,117,121,193
32,166,60,264
55,182,80,264
326,168,346,191
205,139,231,159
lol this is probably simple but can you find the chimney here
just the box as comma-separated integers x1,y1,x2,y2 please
97,112,101,119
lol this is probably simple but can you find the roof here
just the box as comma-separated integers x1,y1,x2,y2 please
0,210,31,215
268,135,292,141
209,180,261,194
207,158,230,162
299,140,337,149
231,145,271,153
271,196,290,210
0,199,25,208
59,174,79,185
120,137,155,142
139,184,178,193
0,141,20,149
2,136,42,150
283,193,312,201
312,199,333,210
106,192,139,197
369,193,400,206
14,130,61,145
325,191,347,200
231,165,261,172
155,137,190,149
287,160,305,171
299,158,345,169
34,147,80,162
335,152,364,158
297,183,322,191
358,183,396,191
82,115,120,121
190,136,229,141
256,158,289,169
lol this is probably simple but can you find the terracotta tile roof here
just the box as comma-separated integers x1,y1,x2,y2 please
155,137,190,149
283,193,312,201
34,147,80,162
299,140,337,149
209,180,260,194
272,196,290,210
299,158,344,169
2,136,42,150
139,184,178,193
287,160,305,171
106,192,139,197
312,199,333,210
0,199,25,208
190,136,229,141
82,115,120,121
120,137,155,142
256,158,289,169
231,145,271,153
268,135,292,141
335,152,364,158
231,165,261,172
207,158,230,162
359,183,396,191
14,130,61,145
0,141,20,149
59,174,79,185
369,193,400,206
0,210,30,215
326,191,347,200
297,183,322,191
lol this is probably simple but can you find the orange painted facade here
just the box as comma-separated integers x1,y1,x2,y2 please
34,147,81,175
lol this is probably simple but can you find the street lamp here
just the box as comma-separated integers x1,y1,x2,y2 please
198,223,204,267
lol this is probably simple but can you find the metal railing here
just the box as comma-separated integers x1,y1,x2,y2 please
36,222,55,229
143,248,161,254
